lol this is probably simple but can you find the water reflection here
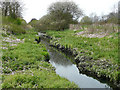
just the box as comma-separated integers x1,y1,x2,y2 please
41,37,111,89
50,61,110,88
48,48,72,66
41,38,72,66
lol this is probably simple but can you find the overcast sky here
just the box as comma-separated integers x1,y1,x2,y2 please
22,0,119,23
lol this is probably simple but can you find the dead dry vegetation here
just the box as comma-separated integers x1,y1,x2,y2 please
75,24,118,38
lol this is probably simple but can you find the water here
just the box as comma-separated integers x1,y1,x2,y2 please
41,36,112,89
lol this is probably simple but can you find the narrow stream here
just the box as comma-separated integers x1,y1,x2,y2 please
40,36,112,89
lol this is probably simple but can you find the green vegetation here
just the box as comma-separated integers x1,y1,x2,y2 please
2,16,27,34
2,30,78,88
80,16,92,25
46,29,119,84
1,9,78,88
2,69,77,88
46,29,119,64
1,0,119,88
29,1,83,31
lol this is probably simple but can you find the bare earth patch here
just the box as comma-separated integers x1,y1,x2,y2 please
76,31,109,38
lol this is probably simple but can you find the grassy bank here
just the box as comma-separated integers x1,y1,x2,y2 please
46,30,119,64
46,29,120,86
2,30,78,88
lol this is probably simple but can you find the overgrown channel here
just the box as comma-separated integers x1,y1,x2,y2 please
1,0,119,89
2,30,77,88
39,31,119,89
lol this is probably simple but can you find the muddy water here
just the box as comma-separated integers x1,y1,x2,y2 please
41,37,112,89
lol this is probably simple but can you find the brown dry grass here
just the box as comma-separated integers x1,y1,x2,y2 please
76,24,118,38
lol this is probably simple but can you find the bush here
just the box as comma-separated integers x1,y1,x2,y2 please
2,16,27,35
15,18,22,25
8,24,26,35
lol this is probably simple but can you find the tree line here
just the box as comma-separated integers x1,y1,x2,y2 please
0,0,22,19
29,1,119,31
29,1,83,31
1,0,118,31
80,12,118,25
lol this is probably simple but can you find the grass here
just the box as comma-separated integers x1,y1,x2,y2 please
46,29,120,84
2,30,78,88
46,29,119,64
2,69,77,88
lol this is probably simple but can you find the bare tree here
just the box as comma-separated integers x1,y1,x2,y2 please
89,13,99,23
118,1,120,24
1,0,23,19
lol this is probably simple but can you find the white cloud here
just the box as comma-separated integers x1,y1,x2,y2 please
22,0,119,23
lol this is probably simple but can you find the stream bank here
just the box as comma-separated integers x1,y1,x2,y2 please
39,32,120,89
2,31,78,88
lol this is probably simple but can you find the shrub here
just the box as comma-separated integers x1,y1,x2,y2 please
15,18,22,25
2,16,27,35
8,24,26,35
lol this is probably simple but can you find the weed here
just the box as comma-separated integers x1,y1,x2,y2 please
46,29,119,84
2,29,77,88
